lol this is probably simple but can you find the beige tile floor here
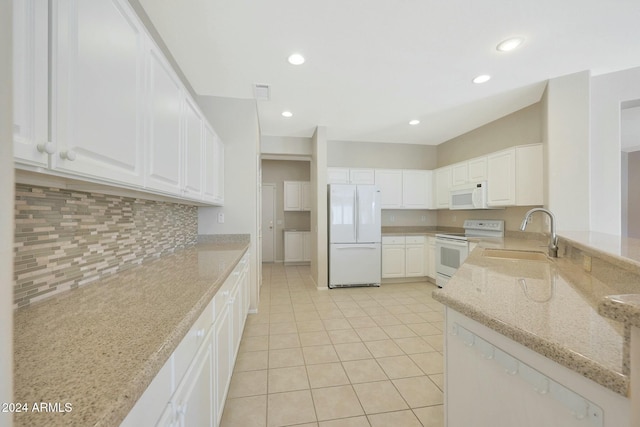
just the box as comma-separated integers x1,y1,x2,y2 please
220,264,445,427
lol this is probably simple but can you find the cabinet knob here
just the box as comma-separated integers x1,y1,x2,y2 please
37,142,56,155
60,150,77,161
196,328,205,338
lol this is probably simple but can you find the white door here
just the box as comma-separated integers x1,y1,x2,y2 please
329,184,357,243
261,184,276,262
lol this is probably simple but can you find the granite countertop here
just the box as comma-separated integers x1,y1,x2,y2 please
13,239,249,427
433,237,631,396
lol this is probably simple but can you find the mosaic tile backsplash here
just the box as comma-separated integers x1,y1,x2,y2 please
14,184,198,308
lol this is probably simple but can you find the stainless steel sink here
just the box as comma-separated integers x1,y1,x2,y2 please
482,249,549,262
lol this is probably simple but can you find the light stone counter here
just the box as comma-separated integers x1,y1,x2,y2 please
433,237,632,396
13,238,249,427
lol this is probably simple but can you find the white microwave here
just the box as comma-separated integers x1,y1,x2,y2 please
449,181,490,210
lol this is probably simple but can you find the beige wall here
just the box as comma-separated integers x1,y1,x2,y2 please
328,140,437,169
628,151,640,238
1,0,14,417
197,96,261,311
437,207,546,233
436,103,543,167
262,159,311,261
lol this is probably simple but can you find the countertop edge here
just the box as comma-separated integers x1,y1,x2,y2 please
599,294,640,329
433,290,630,397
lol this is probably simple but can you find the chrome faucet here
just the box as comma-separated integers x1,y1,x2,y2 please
520,208,558,257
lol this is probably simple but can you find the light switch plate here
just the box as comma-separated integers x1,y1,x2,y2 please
217,212,225,223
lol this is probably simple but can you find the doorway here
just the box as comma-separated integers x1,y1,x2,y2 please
262,183,276,262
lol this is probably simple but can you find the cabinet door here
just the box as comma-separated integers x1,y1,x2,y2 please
350,169,375,184
213,135,225,205
451,163,468,186
328,168,350,184
213,305,231,426
173,331,214,427
302,232,312,262
382,245,405,278
375,170,403,209
229,280,243,361
402,170,432,209
13,0,49,167
515,144,543,206
435,167,452,208
487,148,516,206
284,181,301,211
302,182,312,211
426,238,436,279
405,244,425,277
284,232,304,262
52,0,144,186
183,96,204,199
146,45,182,195
155,404,176,427
468,157,488,182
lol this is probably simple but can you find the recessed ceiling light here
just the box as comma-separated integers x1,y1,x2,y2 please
409,120,420,126
287,53,305,65
473,74,491,84
282,111,293,118
496,37,524,52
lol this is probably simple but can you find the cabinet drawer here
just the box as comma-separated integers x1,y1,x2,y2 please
382,235,405,245
405,236,425,244
173,299,214,385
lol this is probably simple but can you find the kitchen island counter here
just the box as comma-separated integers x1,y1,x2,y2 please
433,237,633,396
13,236,249,427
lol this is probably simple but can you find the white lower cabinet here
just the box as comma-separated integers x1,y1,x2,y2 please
445,308,630,427
284,231,311,263
121,252,250,427
382,235,434,280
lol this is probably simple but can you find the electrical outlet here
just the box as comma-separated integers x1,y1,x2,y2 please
390,215,396,223
217,212,225,223
421,215,426,222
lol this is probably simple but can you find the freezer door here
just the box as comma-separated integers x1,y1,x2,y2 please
356,186,381,243
329,243,381,287
329,184,357,243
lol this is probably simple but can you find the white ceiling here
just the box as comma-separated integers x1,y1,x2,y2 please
138,0,640,146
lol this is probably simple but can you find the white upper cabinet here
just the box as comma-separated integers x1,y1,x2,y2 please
515,144,543,206
183,96,204,199
203,125,224,205
13,0,49,167
349,168,375,184
402,170,433,209
468,156,488,182
451,162,468,187
487,148,516,206
328,168,375,184
145,44,183,195
375,169,403,208
434,166,452,209
51,0,145,186
14,0,225,205
375,169,432,209
487,144,543,207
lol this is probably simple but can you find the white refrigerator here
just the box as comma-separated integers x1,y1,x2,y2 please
328,184,381,288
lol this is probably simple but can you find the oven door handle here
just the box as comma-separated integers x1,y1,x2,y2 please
436,238,469,248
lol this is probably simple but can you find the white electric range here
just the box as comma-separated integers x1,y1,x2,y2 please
435,219,504,287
